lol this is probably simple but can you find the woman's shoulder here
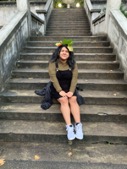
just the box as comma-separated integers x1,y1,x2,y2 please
49,61,55,65
49,61,56,69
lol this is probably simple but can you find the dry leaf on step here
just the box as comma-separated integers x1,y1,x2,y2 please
68,152,73,157
0,159,5,166
34,155,40,160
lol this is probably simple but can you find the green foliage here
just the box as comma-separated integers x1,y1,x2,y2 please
124,10,127,17
120,3,127,18
55,39,74,52
54,0,64,8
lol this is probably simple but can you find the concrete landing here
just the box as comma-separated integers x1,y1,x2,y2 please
0,142,127,169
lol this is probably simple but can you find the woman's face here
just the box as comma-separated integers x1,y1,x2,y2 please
59,47,69,61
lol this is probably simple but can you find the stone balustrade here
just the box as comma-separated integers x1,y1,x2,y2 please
0,0,53,91
0,11,29,91
84,0,127,80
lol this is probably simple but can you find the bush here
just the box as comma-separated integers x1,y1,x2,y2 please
124,10,127,17
120,3,127,18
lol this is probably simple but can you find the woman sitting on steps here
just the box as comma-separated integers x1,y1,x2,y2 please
48,39,84,141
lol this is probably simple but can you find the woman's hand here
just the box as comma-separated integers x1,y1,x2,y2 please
59,90,67,97
66,92,73,98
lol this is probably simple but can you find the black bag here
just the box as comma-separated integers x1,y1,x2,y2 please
35,82,53,110
75,88,85,105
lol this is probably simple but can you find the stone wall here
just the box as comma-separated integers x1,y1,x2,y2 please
84,0,127,80
0,2,45,27
108,10,127,80
92,14,106,35
0,3,18,26
0,12,29,91
92,9,127,80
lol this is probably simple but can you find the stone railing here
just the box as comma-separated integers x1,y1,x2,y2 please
0,0,53,35
35,0,53,35
108,10,127,80
84,0,105,34
31,12,45,35
84,0,127,80
0,11,29,91
0,0,53,91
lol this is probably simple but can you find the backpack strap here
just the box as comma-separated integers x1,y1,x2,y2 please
55,61,72,71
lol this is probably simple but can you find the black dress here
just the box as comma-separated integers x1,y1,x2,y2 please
50,68,76,99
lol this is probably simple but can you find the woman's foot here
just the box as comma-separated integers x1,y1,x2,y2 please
66,124,75,140
75,123,83,140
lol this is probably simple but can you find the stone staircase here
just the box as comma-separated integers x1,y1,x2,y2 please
46,8,91,36
0,8,127,169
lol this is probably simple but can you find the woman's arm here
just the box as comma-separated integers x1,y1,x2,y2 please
69,63,78,93
48,62,62,92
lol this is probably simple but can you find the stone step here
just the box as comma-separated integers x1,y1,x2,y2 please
50,13,88,17
7,78,127,91
1,159,127,169
0,141,127,169
49,10,87,15
47,25,89,28
46,27,90,31
51,12,87,15
16,60,119,70
11,69,124,79
26,41,110,47
46,32,92,36
51,8,85,12
0,103,127,122
0,90,127,105
50,13,88,16
49,8,86,13
23,46,113,53
46,27,90,30
50,12,87,15
46,29,90,33
20,53,116,61
47,22,89,25
46,30,91,34
47,21,89,25
29,36,108,41
0,120,127,143
47,25,90,28
49,13,88,16
50,12,88,15
50,13,87,17
48,17,89,20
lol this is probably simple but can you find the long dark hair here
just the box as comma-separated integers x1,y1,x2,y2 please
49,45,76,70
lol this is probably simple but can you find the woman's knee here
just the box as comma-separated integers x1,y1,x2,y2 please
58,96,69,104
69,96,77,104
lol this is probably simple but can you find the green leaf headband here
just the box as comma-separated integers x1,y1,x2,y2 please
55,39,73,52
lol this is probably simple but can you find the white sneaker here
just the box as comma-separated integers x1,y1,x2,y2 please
66,125,75,140
75,123,83,140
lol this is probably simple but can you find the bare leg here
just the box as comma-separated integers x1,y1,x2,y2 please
69,96,83,140
57,97,72,125
69,96,81,123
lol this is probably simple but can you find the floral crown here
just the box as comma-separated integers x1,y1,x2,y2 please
55,39,73,52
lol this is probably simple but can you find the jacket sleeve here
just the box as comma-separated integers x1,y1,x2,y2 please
69,63,78,93
48,62,62,92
